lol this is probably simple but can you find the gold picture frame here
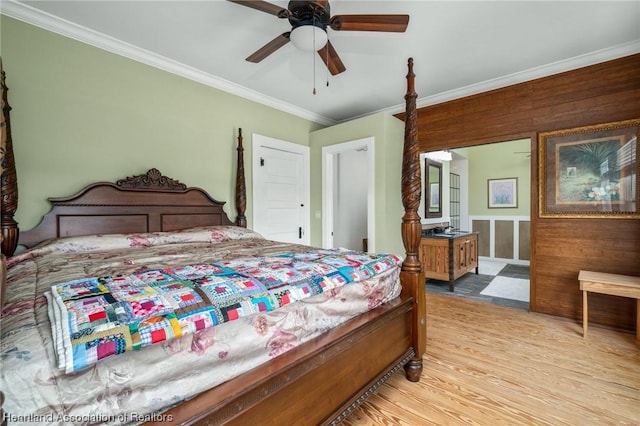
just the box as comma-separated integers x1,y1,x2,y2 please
538,118,639,218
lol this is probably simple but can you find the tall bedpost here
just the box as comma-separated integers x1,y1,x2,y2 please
1,58,19,256
401,58,426,382
235,128,247,228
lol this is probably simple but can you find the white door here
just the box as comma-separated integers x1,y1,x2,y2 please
253,134,310,245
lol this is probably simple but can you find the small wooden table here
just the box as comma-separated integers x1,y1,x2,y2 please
579,270,640,341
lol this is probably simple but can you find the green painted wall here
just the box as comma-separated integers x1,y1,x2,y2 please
1,16,323,231
454,139,531,216
2,17,409,256
309,113,406,256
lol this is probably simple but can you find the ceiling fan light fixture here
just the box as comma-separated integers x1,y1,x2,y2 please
290,24,328,51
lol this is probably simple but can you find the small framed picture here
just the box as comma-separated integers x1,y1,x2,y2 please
488,178,518,208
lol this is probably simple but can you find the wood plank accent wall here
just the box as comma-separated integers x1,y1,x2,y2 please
397,54,640,331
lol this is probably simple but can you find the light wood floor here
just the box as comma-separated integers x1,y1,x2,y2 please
342,293,640,426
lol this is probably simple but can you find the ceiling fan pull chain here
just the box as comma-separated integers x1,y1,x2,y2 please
326,32,330,87
313,16,317,95
313,50,317,95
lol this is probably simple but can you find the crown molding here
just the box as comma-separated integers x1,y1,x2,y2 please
357,39,640,121
1,0,337,127
3,0,638,127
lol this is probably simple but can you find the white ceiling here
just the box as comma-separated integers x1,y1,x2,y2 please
4,1,640,125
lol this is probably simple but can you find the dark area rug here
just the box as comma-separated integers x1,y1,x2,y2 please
426,261,530,310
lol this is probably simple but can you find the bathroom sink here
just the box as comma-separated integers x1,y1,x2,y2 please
426,231,471,238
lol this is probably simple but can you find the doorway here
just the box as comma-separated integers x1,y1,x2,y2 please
322,137,375,252
424,139,532,310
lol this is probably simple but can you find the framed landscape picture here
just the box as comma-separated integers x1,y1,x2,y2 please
538,118,639,218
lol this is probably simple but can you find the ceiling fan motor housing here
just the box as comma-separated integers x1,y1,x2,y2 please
288,0,330,30
229,0,409,75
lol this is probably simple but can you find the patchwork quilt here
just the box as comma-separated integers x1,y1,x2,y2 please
47,249,401,373
3,226,402,423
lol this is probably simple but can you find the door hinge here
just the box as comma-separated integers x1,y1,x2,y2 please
260,157,265,167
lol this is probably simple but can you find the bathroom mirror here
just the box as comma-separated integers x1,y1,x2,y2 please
425,158,442,218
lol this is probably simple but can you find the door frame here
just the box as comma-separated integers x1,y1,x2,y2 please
322,137,375,252
252,133,310,245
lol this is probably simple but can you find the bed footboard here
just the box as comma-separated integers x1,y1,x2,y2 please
146,296,413,425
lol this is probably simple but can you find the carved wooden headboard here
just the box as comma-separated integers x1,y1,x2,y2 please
18,168,241,250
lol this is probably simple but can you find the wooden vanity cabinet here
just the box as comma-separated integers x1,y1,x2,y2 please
420,232,478,291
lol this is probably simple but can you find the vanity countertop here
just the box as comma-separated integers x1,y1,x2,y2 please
422,230,478,239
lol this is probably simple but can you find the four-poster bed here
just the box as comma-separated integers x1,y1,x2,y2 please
0,58,425,424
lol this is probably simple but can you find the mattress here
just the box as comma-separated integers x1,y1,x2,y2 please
0,226,401,425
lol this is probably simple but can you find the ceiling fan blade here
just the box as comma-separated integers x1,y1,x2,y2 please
227,0,290,18
330,14,410,32
317,41,346,76
246,32,291,63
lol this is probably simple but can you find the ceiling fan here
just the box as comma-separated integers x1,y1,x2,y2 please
228,0,410,75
